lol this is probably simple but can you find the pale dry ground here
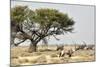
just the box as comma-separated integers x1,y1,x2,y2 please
11,45,95,66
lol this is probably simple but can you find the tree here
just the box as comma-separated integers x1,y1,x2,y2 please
11,6,34,46
11,6,75,52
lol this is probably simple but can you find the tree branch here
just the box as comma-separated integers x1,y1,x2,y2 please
52,35,60,40
15,39,26,46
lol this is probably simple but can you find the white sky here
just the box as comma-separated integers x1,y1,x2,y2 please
11,0,95,45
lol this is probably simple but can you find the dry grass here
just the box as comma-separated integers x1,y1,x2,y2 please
11,45,95,66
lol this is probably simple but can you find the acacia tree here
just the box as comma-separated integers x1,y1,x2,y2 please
11,6,34,46
11,6,75,52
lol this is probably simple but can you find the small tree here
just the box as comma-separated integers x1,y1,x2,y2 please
11,6,75,52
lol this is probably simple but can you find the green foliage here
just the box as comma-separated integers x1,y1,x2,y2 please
11,6,34,24
11,6,75,48
33,8,75,32
11,6,75,33
11,6,27,23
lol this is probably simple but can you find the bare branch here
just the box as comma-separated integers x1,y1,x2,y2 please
15,39,26,46
52,35,60,40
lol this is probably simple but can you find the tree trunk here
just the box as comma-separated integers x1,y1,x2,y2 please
28,37,42,53
11,32,17,46
28,42,37,53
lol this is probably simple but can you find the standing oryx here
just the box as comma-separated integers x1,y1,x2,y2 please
75,41,87,51
59,48,74,57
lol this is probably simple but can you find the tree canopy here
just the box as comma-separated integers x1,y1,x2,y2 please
11,6,75,52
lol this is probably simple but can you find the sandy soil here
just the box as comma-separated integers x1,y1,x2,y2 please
11,45,95,66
